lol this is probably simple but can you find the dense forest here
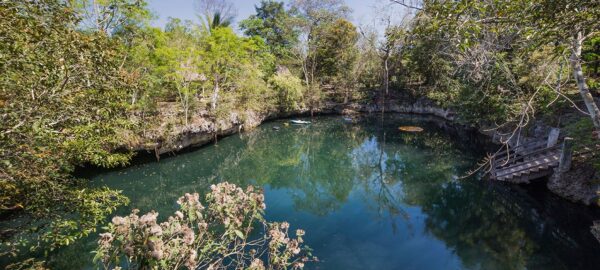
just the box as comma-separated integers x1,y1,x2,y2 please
1,0,599,268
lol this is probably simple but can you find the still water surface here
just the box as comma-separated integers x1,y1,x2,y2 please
54,115,600,269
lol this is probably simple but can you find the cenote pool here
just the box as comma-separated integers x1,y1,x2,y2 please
52,115,600,269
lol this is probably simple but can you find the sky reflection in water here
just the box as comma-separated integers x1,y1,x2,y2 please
54,115,600,270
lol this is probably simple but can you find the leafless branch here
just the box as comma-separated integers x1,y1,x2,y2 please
389,0,423,11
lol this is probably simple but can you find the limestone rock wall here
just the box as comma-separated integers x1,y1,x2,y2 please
548,157,600,205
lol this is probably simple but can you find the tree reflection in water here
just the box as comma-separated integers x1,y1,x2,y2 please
212,115,598,269
56,115,600,270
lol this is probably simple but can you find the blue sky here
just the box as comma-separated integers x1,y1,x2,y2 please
147,0,408,34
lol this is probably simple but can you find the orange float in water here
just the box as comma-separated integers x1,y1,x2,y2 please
398,126,424,132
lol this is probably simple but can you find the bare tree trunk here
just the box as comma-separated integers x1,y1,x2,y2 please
141,110,146,137
184,95,189,126
211,74,219,111
131,90,137,106
343,87,349,104
310,55,317,118
384,56,390,95
177,85,188,126
381,88,386,120
301,58,314,116
382,54,390,119
571,31,600,136
302,58,310,88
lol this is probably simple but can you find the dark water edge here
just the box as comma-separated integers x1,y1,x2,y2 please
10,114,600,270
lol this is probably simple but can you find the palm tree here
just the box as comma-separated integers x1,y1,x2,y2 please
200,11,233,33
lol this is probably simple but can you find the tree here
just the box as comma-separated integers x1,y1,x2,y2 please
364,23,408,115
198,27,273,114
530,1,600,135
70,0,152,35
380,25,407,94
240,0,298,59
403,0,600,135
121,26,164,137
201,27,241,111
194,0,237,19
495,0,600,135
195,0,237,33
354,25,382,91
314,18,359,103
269,67,306,111
200,11,234,33
1,0,132,263
289,0,351,113
155,19,202,126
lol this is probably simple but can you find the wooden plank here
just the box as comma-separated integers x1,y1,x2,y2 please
496,155,556,173
498,166,553,181
495,157,559,179
497,165,556,181
496,163,558,178
495,147,559,169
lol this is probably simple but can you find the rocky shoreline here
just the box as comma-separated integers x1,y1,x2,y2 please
126,97,456,155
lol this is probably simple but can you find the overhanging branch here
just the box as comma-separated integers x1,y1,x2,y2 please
389,0,423,11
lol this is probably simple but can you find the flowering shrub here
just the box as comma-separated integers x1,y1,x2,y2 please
94,183,314,269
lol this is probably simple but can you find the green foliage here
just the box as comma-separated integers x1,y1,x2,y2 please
240,0,299,59
199,27,275,115
235,63,276,113
314,18,358,81
269,69,306,111
17,0,600,266
565,118,596,149
159,19,203,125
563,118,600,170
287,0,360,105
1,0,365,267
0,0,133,263
94,183,313,270
402,0,597,126
200,27,253,76
200,11,234,33
126,18,278,126
583,35,600,92
121,25,164,120
353,28,382,92
121,15,281,127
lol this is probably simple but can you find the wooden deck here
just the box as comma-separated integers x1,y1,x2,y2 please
490,138,566,183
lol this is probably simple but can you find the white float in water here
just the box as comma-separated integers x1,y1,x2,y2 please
290,120,311,125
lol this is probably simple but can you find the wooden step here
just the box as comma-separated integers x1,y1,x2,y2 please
496,161,556,177
497,166,554,181
494,161,559,180
491,141,564,182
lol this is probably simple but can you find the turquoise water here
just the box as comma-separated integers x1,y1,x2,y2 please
52,115,600,269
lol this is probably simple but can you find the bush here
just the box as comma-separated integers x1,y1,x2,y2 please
94,183,313,270
269,69,305,112
0,1,132,262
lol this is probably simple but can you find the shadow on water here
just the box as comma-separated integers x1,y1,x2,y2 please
52,114,599,270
